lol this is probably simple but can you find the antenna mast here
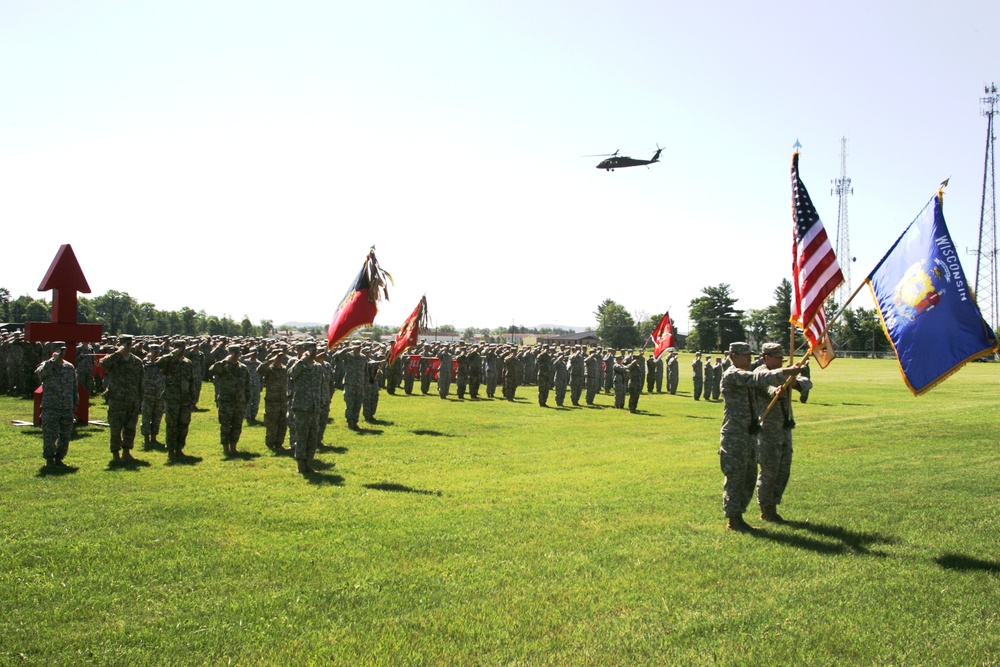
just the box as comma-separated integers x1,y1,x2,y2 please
831,136,853,307
975,83,999,333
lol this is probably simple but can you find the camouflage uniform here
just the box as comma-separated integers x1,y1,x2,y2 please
419,349,434,395
712,358,723,400
626,356,643,413
691,354,703,400
257,355,289,449
466,347,483,399
719,354,789,521
290,349,323,467
667,352,679,394
535,348,553,407
455,348,469,399
645,355,657,393
209,350,251,453
613,356,627,409
99,340,145,458
584,350,601,405
35,351,78,464
568,349,585,406
317,356,334,443
403,353,419,395
342,345,367,428
141,347,166,443
703,360,715,401
602,350,615,394
484,347,499,398
362,358,383,421
241,351,263,424
156,345,196,457
437,347,453,399
502,349,519,401
552,353,569,407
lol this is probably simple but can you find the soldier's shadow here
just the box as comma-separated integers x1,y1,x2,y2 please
106,458,153,472
412,429,453,437
351,428,384,436
364,418,394,426
317,444,349,454
223,451,261,461
165,454,203,466
142,440,168,452
303,469,344,486
753,520,897,557
363,482,442,496
36,464,80,477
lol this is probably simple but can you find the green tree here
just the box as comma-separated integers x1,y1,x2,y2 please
260,319,274,336
688,284,745,352
742,308,770,348
596,300,641,349
180,307,197,335
241,317,256,337
24,299,50,322
0,287,11,321
93,290,138,335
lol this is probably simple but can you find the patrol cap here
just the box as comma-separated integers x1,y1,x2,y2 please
762,342,784,357
170,339,186,349
149,343,161,352
728,341,752,355
52,341,66,350
302,341,318,352
227,343,241,353
119,335,134,345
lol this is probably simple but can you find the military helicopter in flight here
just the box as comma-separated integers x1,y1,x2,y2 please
590,145,663,171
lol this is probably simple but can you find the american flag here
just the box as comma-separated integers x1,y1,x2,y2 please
790,151,844,351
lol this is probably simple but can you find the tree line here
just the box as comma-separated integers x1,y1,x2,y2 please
594,280,892,355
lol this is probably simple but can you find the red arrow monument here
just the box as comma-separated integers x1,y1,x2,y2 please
24,245,103,424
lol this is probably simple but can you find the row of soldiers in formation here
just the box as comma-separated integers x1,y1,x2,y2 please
27,332,774,473
30,332,813,531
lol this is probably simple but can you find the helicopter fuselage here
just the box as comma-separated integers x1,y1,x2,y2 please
596,148,662,171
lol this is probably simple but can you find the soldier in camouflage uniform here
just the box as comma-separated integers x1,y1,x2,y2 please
437,345,453,399
289,341,323,473
156,340,197,459
35,342,78,467
362,349,383,422
403,351,419,395
342,341,367,429
99,335,145,462
141,343,166,447
419,346,434,395
626,353,644,413
186,340,206,409
484,345,500,399
385,354,403,395
316,349,335,444
552,351,569,407
703,357,715,401
712,357,723,400
535,345,553,407
602,348,615,394
584,348,601,405
645,353,657,394
568,346,585,406
691,352,703,400
466,344,483,399
209,343,251,456
454,344,470,399
719,341,801,532
257,348,289,451
755,343,812,523
612,353,627,409
241,347,263,425
502,347,519,401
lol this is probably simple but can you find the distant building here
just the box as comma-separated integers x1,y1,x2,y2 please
537,330,601,347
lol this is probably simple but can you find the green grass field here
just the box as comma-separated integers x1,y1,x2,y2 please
2,356,999,666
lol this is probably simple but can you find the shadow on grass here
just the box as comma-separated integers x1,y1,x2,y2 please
350,428,384,436
412,429,453,437
303,470,344,486
363,481,442,496
317,443,349,454
164,453,203,466
36,463,80,477
363,418,394,427
684,415,715,420
753,520,897,556
361,482,443,497
142,440,168,452
935,553,1000,574
106,457,153,472
840,402,872,407
223,451,261,462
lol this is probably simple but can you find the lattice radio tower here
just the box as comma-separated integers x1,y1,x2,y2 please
975,83,999,333
830,136,853,307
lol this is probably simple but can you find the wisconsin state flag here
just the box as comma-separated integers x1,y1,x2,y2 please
327,250,392,349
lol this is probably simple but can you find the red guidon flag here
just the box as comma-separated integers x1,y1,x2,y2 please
388,296,429,364
790,151,844,359
327,249,392,349
650,311,675,360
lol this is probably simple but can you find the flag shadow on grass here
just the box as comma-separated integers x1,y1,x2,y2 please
934,553,1000,574
753,520,897,557
363,482,442,496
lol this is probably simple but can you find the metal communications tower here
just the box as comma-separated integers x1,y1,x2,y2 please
975,83,998,333
830,136,853,307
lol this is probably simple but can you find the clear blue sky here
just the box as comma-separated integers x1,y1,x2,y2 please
2,1,997,333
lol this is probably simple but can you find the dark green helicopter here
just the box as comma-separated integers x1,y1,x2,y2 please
592,145,662,171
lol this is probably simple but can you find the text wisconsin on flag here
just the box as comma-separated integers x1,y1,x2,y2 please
790,151,844,349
